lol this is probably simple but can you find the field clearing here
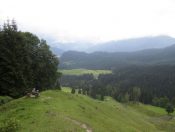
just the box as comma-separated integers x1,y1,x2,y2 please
60,68,112,78
62,87,72,93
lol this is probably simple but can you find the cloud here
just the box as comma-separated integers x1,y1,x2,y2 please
1,0,175,43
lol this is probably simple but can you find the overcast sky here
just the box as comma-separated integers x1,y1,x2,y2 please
1,0,175,43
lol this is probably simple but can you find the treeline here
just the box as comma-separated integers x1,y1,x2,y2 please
61,65,175,107
0,20,60,98
61,74,141,101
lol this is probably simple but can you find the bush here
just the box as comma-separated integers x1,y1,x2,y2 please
82,89,86,95
71,88,75,94
0,118,20,132
166,103,174,115
0,96,13,105
78,89,82,94
152,96,169,108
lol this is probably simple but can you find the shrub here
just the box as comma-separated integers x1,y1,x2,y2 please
71,88,75,94
0,118,20,132
0,96,13,105
82,89,86,95
166,103,174,115
78,89,82,94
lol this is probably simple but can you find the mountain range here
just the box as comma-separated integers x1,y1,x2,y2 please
50,35,175,56
88,35,175,52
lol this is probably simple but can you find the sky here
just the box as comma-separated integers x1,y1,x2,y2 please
1,0,175,43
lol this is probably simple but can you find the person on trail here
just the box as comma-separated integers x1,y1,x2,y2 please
31,87,39,97
32,88,36,94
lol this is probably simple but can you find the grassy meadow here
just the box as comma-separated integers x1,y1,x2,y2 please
60,68,112,78
0,87,175,132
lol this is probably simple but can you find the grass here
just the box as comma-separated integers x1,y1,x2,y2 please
0,96,13,105
62,87,72,93
60,68,112,78
0,87,175,132
130,103,167,116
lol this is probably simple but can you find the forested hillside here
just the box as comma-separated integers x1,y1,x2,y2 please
60,44,175,69
61,66,175,106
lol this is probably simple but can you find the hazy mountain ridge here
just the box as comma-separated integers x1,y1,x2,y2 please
50,35,175,56
88,35,175,52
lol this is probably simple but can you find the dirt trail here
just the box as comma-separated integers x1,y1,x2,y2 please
65,117,92,132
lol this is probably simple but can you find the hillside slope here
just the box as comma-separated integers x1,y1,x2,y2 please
0,90,174,132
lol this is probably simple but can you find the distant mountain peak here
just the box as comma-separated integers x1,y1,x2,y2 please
88,35,175,52
50,35,175,55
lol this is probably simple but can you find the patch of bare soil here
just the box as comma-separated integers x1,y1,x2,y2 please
65,117,92,132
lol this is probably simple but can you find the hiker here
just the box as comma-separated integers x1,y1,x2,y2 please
32,88,36,94
31,87,39,97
